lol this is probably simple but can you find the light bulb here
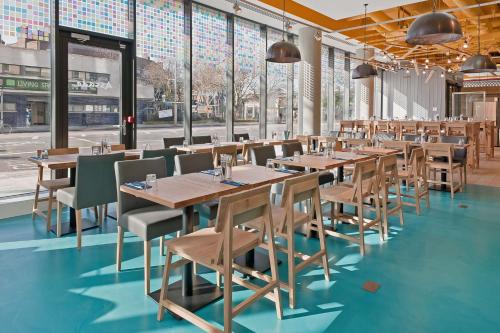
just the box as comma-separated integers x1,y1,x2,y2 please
448,68,452,72
456,55,461,60
447,58,452,64
425,64,429,69
462,55,467,61
405,69,410,74
411,59,415,64
233,2,242,14
440,72,444,78
423,70,426,74
425,58,429,63
463,40,468,49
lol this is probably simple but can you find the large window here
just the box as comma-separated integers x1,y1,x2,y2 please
334,49,346,127
267,28,287,139
136,0,185,148
234,18,262,140
192,4,228,139
321,45,331,135
0,0,52,197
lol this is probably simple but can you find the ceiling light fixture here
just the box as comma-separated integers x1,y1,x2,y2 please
447,58,452,64
266,0,301,63
440,72,445,78
406,0,463,45
423,70,427,74
463,39,468,49
233,0,242,15
460,3,497,73
425,64,429,69
352,4,378,79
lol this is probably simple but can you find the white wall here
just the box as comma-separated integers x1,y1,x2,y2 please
375,68,447,120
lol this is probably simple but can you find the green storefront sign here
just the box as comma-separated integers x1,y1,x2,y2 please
0,77,49,91
0,77,98,94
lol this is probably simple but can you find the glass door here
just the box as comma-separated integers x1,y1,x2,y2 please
67,41,123,149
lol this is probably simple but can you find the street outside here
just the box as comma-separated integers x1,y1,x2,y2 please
0,123,287,198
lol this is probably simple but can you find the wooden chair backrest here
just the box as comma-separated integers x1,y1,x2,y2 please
241,142,264,163
111,144,126,151
277,172,320,234
317,136,339,151
214,185,272,264
422,122,442,136
296,135,311,153
350,159,379,203
381,140,409,164
423,143,453,162
445,123,467,136
374,120,389,133
377,154,399,188
408,147,426,178
400,121,418,134
212,145,238,167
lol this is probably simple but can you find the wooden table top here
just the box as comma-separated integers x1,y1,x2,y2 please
120,164,299,209
27,150,141,170
270,151,374,170
173,142,243,153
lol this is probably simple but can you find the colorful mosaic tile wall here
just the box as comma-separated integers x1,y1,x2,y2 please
0,0,51,41
192,3,227,67
136,0,183,63
59,0,133,39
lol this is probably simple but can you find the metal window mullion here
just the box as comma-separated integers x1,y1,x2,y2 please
259,26,267,139
184,0,193,143
327,47,334,133
286,33,294,135
226,14,234,142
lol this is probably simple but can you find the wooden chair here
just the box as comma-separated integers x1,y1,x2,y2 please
377,155,404,238
321,159,383,256
400,121,419,138
111,144,126,151
157,185,282,332
423,143,464,199
246,172,329,308
233,133,250,142
340,120,355,137
163,137,184,148
296,135,311,154
381,140,410,172
32,147,80,231
241,142,263,164
374,120,389,134
212,145,238,168
343,138,372,149
396,148,429,215
317,136,340,152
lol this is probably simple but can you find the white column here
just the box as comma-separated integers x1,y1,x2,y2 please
298,27,321,135
354,48,375,119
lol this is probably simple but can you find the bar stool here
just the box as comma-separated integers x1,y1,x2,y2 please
397,148,429,215
377,155,404,238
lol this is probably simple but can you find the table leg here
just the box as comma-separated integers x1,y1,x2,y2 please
149,205,223,315
50,167,99,236
441,169,447,191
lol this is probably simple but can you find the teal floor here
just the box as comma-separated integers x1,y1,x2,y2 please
1,185,499,332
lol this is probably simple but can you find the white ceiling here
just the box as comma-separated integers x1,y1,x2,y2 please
294,0,421,20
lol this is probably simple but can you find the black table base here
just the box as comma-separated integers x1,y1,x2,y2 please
50,218,100,236
149,275,224,319
235,249,281,275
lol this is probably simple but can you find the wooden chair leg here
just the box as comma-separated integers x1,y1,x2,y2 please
157,251,173,321
32,183,40,221
56,201,63,237
264,209,283,319
382,191,389,239
450,170,455,199
357,202,365,256
46,189,54,232
287,227,296,309
414,179,421,215
159,236,165,257
116,225,124,271
144,240,151,295
76,209,83,249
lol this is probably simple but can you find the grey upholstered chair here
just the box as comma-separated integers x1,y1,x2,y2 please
374,132,396,142
403,134,428,142
163,137,184,148
250,145,276,166
282,141,304,157
115,157,188,295
233,133,250,142
192,135,212,144
56,152,125,249
440,135,468,182
142,148,177,177
175,152,217,225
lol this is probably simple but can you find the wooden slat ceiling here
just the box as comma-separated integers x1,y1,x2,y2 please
257,0,500,71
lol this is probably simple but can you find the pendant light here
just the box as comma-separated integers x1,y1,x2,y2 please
352,4,378,79
406,0,462,45
266,0,301,63
460,4,497,73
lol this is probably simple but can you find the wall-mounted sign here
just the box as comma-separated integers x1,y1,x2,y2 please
0,77,49,91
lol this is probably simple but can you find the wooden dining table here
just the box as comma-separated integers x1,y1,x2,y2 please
27,150,141,235
120,164,300,313
172,139,288,154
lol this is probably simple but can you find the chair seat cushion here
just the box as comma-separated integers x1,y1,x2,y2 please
319,171,335,185
57,187,76,208
40,178,71,190
166,227,259,267
119,205,186,240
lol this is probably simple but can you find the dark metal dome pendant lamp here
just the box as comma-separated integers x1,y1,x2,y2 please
460,4,497,73
352,4,377,80
406,0,463,45
266,0,301,63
